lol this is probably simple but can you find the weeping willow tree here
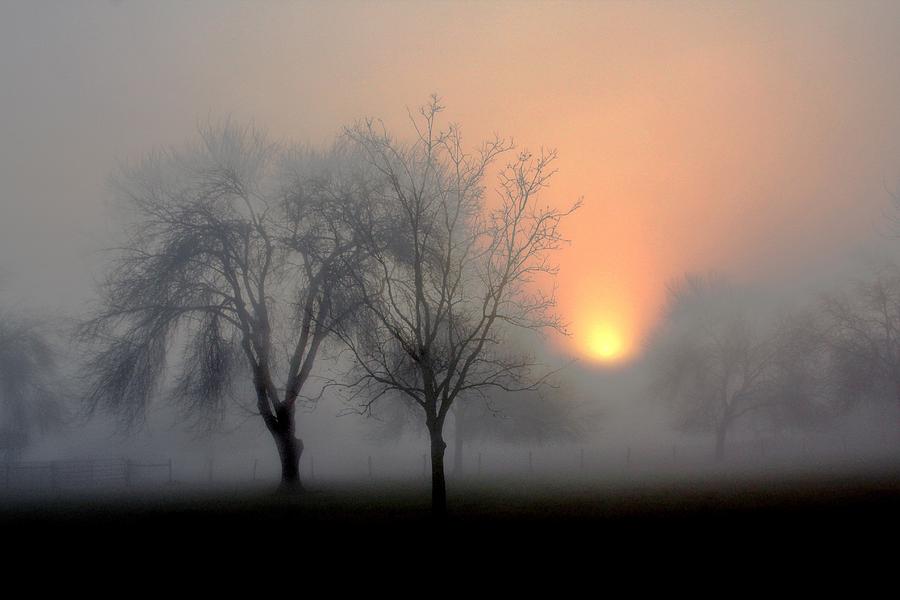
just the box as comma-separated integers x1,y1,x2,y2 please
0,309,63,460
79,123,366,488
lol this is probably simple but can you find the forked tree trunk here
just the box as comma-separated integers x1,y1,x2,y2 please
429,427,448,518
271,404,304,492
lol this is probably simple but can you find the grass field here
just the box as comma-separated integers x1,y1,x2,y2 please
4,468,899,558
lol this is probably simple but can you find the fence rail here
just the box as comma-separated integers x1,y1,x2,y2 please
2,458,172,492
2,430,896,495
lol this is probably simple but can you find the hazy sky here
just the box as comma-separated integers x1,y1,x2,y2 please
2,0,900,365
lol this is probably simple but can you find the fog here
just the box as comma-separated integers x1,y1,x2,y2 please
2,2,900,534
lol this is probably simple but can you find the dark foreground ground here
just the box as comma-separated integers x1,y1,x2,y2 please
3,469,899,575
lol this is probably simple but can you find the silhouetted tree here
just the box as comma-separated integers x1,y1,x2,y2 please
0,308,63,460
79,123,363,489
337,97,579,515
648,274,776,460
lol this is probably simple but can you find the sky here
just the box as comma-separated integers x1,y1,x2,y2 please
2,0,900,366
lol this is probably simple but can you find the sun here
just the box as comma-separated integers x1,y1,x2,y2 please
584,323,626,363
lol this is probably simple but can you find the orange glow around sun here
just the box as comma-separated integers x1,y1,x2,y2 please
584,322,627,362
559,279,645,365
551,210,662,365
229,1,889,368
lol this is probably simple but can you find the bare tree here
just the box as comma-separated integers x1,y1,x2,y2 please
823,264,900,414
336,97,579,515
79,123,363,489
0,308,64,460
648,274,776,461
765,309,833,433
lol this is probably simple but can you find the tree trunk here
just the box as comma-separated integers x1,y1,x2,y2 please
429,428,448,518
271,405,304,492
274,431,303,490
714,422,728,462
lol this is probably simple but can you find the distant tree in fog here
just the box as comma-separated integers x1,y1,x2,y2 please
0,309,64,460
447,387,586,476
764,309,833,432
823,264,900,413
648,274,777,460
78,123,365,489
336,97,579,515
367,384,587,478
